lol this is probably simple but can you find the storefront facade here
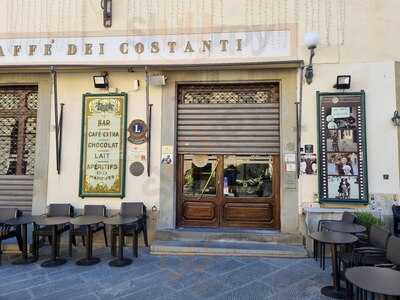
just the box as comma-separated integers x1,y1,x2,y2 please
1,1,400,239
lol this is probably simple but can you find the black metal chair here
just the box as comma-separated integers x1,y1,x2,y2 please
357,236,400,270
111,202,148,258
0,208,23,263
68,205,108,256
340,225,391,269
33,204,74,257
314,211,355,269
393,205,400,237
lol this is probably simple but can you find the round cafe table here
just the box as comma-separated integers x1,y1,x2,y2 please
4,215,37,265
70,216,105,266
345,266,400,299
33,216,71,268
323,222,366,234
103,216,138,267
310,231,358,299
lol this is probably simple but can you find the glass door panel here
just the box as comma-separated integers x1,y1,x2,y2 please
183,155,218,197
223,155,273,198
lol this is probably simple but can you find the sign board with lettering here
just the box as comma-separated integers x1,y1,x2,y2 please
79,93,127,198
0,30,294,66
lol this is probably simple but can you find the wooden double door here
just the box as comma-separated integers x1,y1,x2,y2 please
177,154,280,229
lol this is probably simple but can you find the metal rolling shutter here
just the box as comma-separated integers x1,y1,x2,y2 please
177,83,280,155
0,175,33,213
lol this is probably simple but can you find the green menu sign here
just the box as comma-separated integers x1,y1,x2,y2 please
79,93,127,198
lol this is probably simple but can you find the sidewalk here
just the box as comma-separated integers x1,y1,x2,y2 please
0,246,332,300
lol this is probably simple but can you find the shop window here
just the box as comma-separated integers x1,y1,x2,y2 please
178,83,279,104
0,86,38,175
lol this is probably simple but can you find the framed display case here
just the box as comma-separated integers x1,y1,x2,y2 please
79,93,127,198
317,91,368,204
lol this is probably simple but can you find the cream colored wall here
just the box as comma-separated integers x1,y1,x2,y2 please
46,71,162,211
300,61,400,209
2,0,400,64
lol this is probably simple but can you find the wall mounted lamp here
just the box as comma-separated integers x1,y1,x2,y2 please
304,32,320,85
101,0,112,28
93,73,109,89
334,75,351,89
392,110,400,126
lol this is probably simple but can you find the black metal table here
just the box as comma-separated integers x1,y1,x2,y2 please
4,215,37,265
310,231,358,299
70,216,105,266
103,216,138,267
345,266,400,299
323,222,366,234
33,216,71,268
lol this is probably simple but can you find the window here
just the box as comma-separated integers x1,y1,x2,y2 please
0,86,38,175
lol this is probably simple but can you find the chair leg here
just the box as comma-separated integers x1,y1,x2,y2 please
133,231,138,258
319,242,323,268
143,224,149,247
69,231,73,257
313,240,317,261
102,227,108,247
111,229,117,257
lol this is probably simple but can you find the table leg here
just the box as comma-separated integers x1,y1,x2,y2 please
33,223,39,259
109,225,132,267
41,225,66,268
321,244,346,299
12,224,37,265
118,225,123,260
76,225,100,266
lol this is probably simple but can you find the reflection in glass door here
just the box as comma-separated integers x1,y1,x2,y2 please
223,155,273,198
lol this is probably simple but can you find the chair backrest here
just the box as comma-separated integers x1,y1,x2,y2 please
393,205,400,219
120,202,145,218
341,211,355,223
369,224,391,249
48,204,74,217
386,236,400,266
0,208,20,222
84,205,107,217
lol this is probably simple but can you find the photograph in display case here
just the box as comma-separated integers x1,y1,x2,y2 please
327,129,358,152
327,176,360,200
327,153,359,176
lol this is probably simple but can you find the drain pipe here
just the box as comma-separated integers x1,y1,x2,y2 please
296,63,305,178
51,66,60,174
50,66,64,174
145,66,152,177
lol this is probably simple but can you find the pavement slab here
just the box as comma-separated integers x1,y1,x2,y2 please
0,246,334,300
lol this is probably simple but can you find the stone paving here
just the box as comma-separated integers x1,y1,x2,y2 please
0,246,333,300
